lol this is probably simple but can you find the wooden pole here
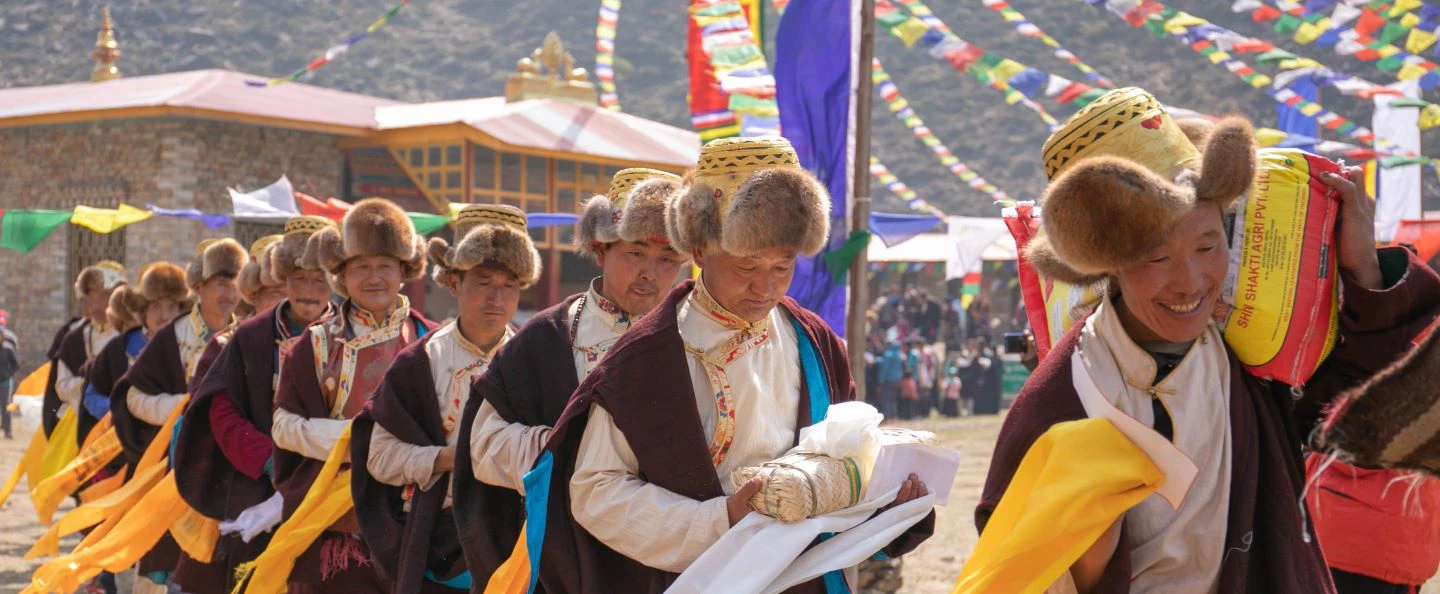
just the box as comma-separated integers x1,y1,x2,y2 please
848,0,876,401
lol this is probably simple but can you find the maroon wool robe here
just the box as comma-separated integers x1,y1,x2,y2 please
174,302,329,589
351,331,469,594
978,247,1440,593
108,313,228,589
532,281,934,594
452,295,580,593
43,317,86,437
271,303,434,589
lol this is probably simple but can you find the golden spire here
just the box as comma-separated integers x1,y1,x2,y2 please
505,32,596,105
91,6,121,82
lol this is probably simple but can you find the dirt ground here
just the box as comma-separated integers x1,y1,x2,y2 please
0,411,1435,593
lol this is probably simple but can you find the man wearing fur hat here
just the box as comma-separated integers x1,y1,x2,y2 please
448,169,689,589
977,88,1440,593
516,138,932,592
186,235,288,394
171,217,337,591
46,260,127,441
271,198,436,592
107,238,246,592
347,204,541,593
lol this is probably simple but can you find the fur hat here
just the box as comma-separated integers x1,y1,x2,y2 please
124,262,193,316
577,168,684,259
187,238,249,288
106,282,140,330
268,215,336,283
306,198,427,286
1025,88,1256,286
429,204,542,289
74,260,128,298
1315,318,1440,472
665,137,831,257
239,235,284,304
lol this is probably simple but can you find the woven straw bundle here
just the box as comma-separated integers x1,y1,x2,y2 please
731,429,938,523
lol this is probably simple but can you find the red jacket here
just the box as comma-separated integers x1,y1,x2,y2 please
1306,456,1440,586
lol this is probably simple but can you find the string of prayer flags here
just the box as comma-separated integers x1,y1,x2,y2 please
246,0,410,87
1232,0,1440,89
980,0,1116,87
691,0,780,137
872,58,1012,203
890,0,1063,130
870,158,948,219
595,0,623,110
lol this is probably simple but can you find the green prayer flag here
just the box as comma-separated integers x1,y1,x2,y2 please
407,212,450,236
1376,56,1405,72
1380,155,1431,168
1257,49,1299,63
821,230,872,284
1386,97,1432,108
1380,22,1408,45
0,209,72,253
1074,88,1108,106
1273,14,1302,35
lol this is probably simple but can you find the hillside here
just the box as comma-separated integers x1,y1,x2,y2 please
2,0,1436,216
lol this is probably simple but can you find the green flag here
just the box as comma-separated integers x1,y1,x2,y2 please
407,212,450,236
821,230,872,284
1,209,72,253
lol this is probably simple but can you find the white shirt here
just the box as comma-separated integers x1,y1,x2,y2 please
55,321,119,410
367,320,507,507
1073,295,1232,593
469,280,629,494
570,280,801,573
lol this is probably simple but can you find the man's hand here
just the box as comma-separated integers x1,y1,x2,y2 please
1320,166,1383,290
434,446,456,473
727,476,765,526
885,473,930,511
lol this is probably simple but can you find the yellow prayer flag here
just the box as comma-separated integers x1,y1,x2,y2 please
1295,22,1326,45
952,420,1163,594
1255,128,1290,147
1407,28,1437,54
1299,103,1324,117
990,59,1026,84
1396,0,1423,14
1398,63,1429,81
1419,104,1440,129
483,526,531,594
1403,13,1422,28
70,204,153,234
235,427,354,594
1378,45,1402,59
895,17,930,48
1164,12,1207,34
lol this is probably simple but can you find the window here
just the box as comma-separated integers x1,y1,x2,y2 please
526,156,548,194
391,142,465,214
557,160,575,183
55,180,128,316
500,153,522,192
473,145,496,190
446,171,462,189
446,145,462,166
428,147,442,167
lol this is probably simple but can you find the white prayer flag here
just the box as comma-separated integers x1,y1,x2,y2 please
229,175,299,220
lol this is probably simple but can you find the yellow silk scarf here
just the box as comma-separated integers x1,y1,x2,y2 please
76,465,127,503
483,526,530,594
35,408,80,491
233,425,353,594
25,396,188,593
0,419,48,508
31,416,123,524
952,419,1164,594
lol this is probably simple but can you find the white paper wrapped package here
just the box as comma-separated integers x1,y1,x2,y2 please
730,403,936,523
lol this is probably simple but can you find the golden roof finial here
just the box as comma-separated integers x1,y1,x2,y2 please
91,6,122,82
505,32,597,105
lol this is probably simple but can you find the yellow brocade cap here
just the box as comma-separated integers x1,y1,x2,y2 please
1042,87,1201,180
608,168,680,207
282,215,335,236
453,203,528,237
249,235,283,260
692,136,802,211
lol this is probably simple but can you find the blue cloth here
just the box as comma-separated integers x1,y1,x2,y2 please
82,386,110,420
878,344,904,384
146,204,231,229
522,450,555,594
870,212,942,247
126,330,149,358
776,0,854,338
792,317,851,593
169,415,184,468
525,213,579,229
1276,77,1320,153
424,569,473,589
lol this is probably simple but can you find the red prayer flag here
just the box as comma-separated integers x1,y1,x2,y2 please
295,192,347,222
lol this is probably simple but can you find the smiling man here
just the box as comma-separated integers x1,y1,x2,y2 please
978,88,1440,593
515,138,933,593
270,199,435,593
172,216,336,592
349,204,541,594
448,168,688,589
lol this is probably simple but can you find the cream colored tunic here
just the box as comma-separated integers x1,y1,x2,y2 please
468,280,628,494
1067,295,1232,593
55,322,119,411
367,321,507,507
126,308,227,426
570,280,801,573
